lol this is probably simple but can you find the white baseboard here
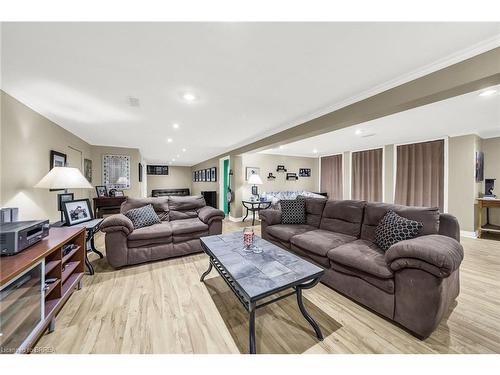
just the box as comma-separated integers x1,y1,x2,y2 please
460,230,478,239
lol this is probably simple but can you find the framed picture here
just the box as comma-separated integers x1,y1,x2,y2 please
246,167,260,181
114,190,125,197
138,162,143,182
201,169,206,182
193,171,196,182
57,192,74,211
205,169,211,181
299,168,311,177
102,154,131,189
62,199,93,226
210,167,217,182
50,150,67,169
95,185,108,197
475,151,484,182
84,158,92,183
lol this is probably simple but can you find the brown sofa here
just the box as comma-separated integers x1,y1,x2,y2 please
100,196,225,268
260,198,464,339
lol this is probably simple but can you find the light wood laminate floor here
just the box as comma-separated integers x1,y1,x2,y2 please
37,220,500,353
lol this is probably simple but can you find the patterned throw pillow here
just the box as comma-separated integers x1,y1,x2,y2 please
375,210,423,251
125,204,161,229
280,198,306,224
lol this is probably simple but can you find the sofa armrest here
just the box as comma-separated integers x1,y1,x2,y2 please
198,206,225,224
100,214,134,235
385,234,464,278
259,209,282,225
439,213,460,242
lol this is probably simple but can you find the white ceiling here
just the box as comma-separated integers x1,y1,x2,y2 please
260,85,500,157
2,22,500,166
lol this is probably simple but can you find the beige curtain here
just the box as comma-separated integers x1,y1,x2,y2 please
351,148,383,202
321,154,343,199
395,140,444,211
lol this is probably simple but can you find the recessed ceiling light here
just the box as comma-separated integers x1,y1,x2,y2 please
172,158,176,162
279,145,285,149
182,92,196,102
167,138,173,143
176,154,180,158
355,129,363,135
479,89,497,97
172,123,180,129
313,149,318,154
182,148,186,152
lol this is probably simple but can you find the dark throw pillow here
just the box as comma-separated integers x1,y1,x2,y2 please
375,210,423,251
125,204,161,229
280,198,306,224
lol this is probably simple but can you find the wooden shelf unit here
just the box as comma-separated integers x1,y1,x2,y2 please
0,226,85,354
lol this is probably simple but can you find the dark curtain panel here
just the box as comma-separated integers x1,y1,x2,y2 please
351,148,383,202
321,154,343,200
394,139,444,211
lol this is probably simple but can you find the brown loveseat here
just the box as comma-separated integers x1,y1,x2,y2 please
259,199,464,339
100,196,225,268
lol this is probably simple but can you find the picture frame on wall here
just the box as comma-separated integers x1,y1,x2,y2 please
102,154,131,189
201,169,206,182
299,168,311,177
62,199,93,226
205,169,211,181
50,150,67,169
475,151,484,182
193,171,196,182
138,162,143,182
210,167,217,182
84,158,93,183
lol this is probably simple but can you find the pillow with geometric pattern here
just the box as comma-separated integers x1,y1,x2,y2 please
280,197,306,224
125,204,161,229
374,210,423,251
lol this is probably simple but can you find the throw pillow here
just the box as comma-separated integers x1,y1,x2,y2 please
280,198,306,224
125,204,161,229
375,210,423,251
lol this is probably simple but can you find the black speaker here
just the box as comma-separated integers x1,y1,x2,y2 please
201,191,217,208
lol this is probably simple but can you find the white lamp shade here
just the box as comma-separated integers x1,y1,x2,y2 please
34,167,93,189
248,173,263,185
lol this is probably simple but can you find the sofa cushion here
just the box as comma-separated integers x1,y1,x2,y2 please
280,198,306,224
127,222,173,240
329,262,395,294
361,202,439,242
125,204,161,229
327,239,393,279
374,211,423,251
319,200,365,237
120,197,169,220
168,195,206,211
266,224,316,243
291,229,357,257
303,197,327,227
170,217,208,235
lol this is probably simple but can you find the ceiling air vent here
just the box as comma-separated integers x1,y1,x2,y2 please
128,96,140,107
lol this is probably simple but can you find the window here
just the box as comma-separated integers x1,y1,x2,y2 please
351,148,383,202
320,154,343,199
394,139,444,211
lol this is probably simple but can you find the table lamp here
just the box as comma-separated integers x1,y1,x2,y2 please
35,166,93,221
248,173,263,199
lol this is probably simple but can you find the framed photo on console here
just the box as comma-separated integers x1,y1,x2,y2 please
95,185,108,197
57,192,74,211
62,199,93,226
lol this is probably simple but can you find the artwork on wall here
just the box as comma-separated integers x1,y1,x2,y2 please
299,168,311,177
50,150,67,169
246,167,260,181
210,167,217,182
286,172,298,180
103,154,131,189
202,169,206,182
146,165,169,175
475,151,484,182
193,171,196,182
193,167,217,183
84,158,93,183
138,162,143,182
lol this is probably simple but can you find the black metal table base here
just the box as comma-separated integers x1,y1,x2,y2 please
84,227,104,275
242,201,272,226
200,257,323,354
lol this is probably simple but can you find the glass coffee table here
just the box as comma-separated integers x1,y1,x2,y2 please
200,232,324,354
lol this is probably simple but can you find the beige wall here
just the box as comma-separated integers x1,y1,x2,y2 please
448,135,479,232
482,136,500,225
146,166,192,197
1,91,93,222
191,157,220,205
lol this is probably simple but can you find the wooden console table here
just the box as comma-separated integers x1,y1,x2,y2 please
477,198,500,238
0,227,85,353
93,196,127,218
